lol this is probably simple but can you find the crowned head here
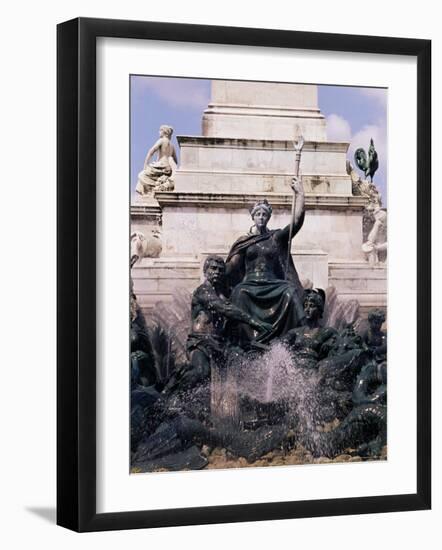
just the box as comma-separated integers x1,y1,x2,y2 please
250,199,272,230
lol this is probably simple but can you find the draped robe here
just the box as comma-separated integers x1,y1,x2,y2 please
225,224,306,347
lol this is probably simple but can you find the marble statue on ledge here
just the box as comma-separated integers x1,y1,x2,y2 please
361,204,387,265
346,160,382,208
130,230,162,265
136,125,177,196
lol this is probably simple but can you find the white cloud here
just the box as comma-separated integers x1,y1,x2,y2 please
135,77,209,111
326,113,352,141
326,113,387,162
358,88,388,111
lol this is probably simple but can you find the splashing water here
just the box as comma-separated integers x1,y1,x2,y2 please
265,361,274,403
323,287,360,331
210,360,240,430
144,287,365,458
216,341,334,454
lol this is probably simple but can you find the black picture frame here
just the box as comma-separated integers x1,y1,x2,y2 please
57,17,431,532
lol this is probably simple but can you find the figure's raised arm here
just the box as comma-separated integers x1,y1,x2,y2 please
277,176,305,242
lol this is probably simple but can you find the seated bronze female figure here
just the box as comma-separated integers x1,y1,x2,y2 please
225,176,306,347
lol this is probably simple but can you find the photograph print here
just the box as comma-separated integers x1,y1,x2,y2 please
129,76,387,473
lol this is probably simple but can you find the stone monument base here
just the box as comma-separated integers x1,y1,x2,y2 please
131,194,162,234
328,261,387,314
131,253,386,320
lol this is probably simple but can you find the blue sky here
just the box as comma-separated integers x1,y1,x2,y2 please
130,76,387,203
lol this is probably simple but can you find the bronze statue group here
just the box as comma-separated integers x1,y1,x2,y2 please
130,177,387,472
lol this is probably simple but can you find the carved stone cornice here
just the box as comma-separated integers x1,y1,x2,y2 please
155,191,368,211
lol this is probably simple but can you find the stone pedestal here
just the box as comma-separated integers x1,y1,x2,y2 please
132,254,386,320
175,137,351,195
156,192,366,263
131,194,162,234
202,81,326,141
328,261,387,313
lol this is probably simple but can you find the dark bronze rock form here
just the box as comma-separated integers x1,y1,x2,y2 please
129,291,163,451
130,386,161,453
353,361,387,406
130,283,157,388
362,309,387,362
310,403,387,458
305,359,387,458
225,425,289,463
133,444,208,472
354,138,379,182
